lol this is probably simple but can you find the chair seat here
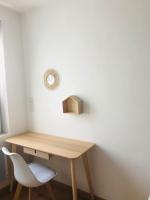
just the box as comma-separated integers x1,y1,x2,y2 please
28,162,56,184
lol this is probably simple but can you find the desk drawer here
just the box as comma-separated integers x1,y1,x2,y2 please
23,147,49,160
23,147,36,156
36,151,49,160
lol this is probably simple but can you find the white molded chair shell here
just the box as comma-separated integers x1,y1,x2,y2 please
2,147,56,188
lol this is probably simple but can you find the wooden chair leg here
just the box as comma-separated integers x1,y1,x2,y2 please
29,188,32,200
45,183,56,200
13,184,22,200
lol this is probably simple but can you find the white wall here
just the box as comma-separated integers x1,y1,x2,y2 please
21,1,150,200
0,5,27,134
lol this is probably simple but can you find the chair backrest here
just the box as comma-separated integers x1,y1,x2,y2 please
2,147,40,187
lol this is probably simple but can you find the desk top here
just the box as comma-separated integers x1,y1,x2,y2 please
6,132,95,159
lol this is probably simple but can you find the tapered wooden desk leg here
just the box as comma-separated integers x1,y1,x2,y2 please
10,144,17,192
70,159,77,200
82,153,95,200
13,183,22,200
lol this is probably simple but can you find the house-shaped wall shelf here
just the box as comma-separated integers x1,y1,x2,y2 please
62,96,83,114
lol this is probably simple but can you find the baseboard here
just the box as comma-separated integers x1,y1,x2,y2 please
52,180,106,200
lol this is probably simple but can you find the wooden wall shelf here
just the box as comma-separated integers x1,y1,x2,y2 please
62,96,83,114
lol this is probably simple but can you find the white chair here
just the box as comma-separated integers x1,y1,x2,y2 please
2,147,57,200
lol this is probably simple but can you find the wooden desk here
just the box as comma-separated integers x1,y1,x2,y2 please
6,132,95,200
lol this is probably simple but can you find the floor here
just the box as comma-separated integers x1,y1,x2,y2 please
0,184,85,200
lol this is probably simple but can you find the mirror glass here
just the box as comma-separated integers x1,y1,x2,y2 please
47,74,55,85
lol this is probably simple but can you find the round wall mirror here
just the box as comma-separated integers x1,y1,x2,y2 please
44,69,59,90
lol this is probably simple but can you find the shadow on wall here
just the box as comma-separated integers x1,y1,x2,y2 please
79,96,104,117
89,146,148,200
82,99,90,114
32,141,148,200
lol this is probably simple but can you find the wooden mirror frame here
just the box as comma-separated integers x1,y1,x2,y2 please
44,69,59,90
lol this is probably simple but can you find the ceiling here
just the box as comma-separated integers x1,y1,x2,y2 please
0,0,49,12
